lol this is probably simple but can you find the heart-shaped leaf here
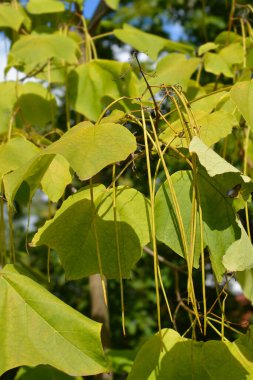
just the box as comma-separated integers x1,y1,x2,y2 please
0,264,109,376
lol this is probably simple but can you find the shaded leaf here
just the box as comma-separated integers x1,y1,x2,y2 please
0,82,19,134
15,365,82,380
0,81,57,133
4,154,55,205
17,82,57,127
0,264,109,376
155,171,201,268
237,269,253,303
68,60,138,121
31,185,151,280
155,169,253,280
114,24,193,61
107,349,135,374
128,328,253,380
230,80,253,131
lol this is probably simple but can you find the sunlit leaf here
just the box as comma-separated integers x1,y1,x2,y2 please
159,109,236,148
114,24,194,61
0,3,25,31
198,42,219,55
45,121,137,180
31,185,151,280
230,80,253,130
0,137,38,178
27,0,65,14
8,33,80,70
0,264,109,376
204,52,233,78
219,43,244,66
41,155,72,202
104,0,120,10
140,54,199,95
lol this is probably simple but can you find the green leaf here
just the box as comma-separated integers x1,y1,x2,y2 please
141,54,199,95
215,31,241,45
128,328,253,380
198,42,219,56
8,33,80,69
104,0,120,10
159,109,237,148
191,90,228,113
45,121,137,180
0,81,57,133
237,269,253,303
3,122,136,204
41,155,72,202
0,137,39,178
230,80,253,130
219,43,244,66
15,365,82,380
189,136,244,177
155,169,253,280
223,219,253,272
31,185,151,280
68,59,138,121
4,154,55,205
128,329,207,380
27,0,65,14
0,264,109,376
0,82,19,134
107,349,135,374
114,24,193,61
203,340,251,379
155,171,201,268
197,110,238,147
0,3,25,31
204,52,233,78
17,82,57,127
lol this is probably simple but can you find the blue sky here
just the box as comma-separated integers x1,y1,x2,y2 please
84,0,100,19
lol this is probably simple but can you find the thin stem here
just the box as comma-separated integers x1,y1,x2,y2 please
112,164,126,335
0,183,6,267
157,266,173,322
240,17,247,69
243,126,251,240
89,179,108,306
141,106,162,341
92,32,114,40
